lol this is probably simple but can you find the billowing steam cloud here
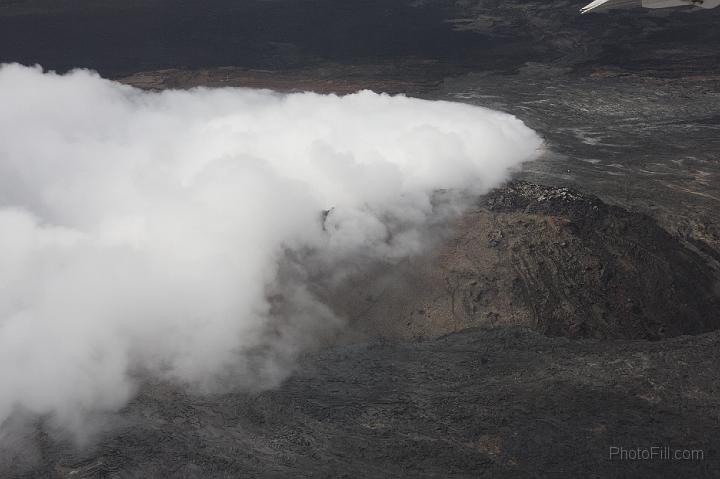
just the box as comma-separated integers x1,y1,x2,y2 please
0,64,541,438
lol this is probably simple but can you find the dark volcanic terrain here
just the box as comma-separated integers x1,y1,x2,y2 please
336,182,720,341
2,0,720,478
9,327,720,478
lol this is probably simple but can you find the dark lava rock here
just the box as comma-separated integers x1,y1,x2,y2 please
8,327,720,478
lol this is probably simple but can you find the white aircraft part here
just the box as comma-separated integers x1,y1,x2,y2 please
581,0,720,13
642,0,693,8
581,0,641,14
698,0,720,7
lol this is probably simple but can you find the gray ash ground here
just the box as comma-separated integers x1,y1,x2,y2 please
3,1,720,477
440,69,720,259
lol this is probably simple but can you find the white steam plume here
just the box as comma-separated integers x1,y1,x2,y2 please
0,64,542,437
